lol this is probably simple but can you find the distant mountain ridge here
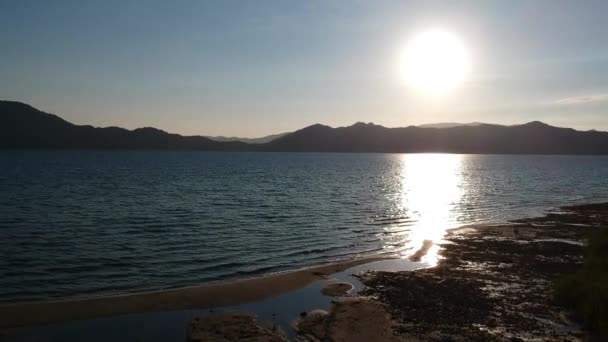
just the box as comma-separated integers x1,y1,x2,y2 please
417,122,486,129
0,101,251,151
205,132,290,144
2,100,608,154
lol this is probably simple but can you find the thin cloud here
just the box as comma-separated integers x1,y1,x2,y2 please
556,94,608,105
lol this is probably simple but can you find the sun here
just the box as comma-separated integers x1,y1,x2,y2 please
400,30,470,95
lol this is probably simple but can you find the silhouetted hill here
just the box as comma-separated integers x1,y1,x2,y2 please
417,122,486,128
265,121,608,154
205,132,290,144
0,101,252,150
2,100,608,154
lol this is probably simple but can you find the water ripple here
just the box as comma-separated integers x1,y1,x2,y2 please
1,151,608,303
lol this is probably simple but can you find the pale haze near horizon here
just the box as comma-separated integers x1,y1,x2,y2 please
2,0,608,137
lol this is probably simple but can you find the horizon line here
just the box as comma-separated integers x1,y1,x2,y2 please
2,99,606,139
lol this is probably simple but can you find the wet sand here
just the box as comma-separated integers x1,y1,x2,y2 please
284,202,607,341
187,312,287,341
0,256,392,329
294,298,403,342
352,202,608,341
3,202,606,341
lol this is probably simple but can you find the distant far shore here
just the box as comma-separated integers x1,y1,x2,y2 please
5,149,608,156
3,100,608,154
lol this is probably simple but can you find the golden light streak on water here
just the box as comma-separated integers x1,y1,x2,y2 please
397,154,464,264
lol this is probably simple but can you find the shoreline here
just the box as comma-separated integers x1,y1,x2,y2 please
0,255,394,329
4,202,607,340
289,202,608,341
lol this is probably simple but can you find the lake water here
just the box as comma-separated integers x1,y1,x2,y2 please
1,151,608,303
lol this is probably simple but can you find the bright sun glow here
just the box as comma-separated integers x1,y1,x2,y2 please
401,30,470,94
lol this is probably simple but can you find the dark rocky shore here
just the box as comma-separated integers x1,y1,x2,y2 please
189,203,608,341
357,203,608,341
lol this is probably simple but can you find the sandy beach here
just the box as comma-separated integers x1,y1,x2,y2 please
291,202,608,341
183,202,606,341
2,202,606,341
0,255,392,329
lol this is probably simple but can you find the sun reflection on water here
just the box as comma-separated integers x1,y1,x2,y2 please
397,154,464,265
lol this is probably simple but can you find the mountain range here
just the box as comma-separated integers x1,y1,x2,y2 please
2,100,608,154
205,132,290,144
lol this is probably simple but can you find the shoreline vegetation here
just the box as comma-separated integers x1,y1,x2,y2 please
2,203,607,341
555,223,608,338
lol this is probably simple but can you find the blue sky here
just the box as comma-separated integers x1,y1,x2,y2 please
2,0,608,136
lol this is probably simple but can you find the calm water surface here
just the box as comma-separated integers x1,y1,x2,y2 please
1,151,608,303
